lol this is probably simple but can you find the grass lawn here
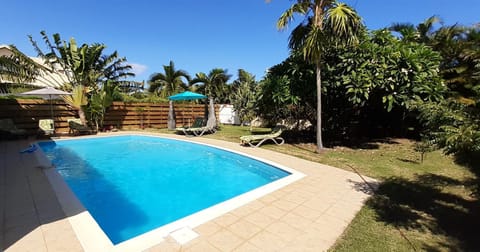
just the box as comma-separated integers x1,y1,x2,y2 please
146,124,479,251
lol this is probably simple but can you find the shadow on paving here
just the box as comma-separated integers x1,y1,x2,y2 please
366,173,480,251
347,179,379,195
1,138,149,250
1,139,85,250
38,140,149,245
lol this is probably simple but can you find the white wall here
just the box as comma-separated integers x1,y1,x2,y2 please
218,104,240,125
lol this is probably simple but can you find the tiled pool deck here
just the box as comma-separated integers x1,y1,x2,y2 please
1,132,376,252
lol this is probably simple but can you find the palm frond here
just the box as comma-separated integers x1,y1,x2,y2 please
302,26,323,62
288,21,312,52
147,61,190,96
324,2,363,46
277,1,310,30
417,15,442,36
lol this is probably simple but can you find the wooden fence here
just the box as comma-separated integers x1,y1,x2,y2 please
0,99,215,135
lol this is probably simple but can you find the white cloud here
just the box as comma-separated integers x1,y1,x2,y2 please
128,62,148,76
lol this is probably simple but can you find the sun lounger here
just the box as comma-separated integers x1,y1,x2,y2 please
183,117,217,137
184,124,217,137
0,118,27,139
38,119,55,137
175,117,206,134
240,125,286,147
68,118,95,136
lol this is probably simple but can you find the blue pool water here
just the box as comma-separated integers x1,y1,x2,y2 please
38,135,290,244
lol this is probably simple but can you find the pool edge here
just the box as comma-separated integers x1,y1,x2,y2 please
37,133,306,252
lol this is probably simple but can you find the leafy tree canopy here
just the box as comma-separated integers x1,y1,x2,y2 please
259,28,444,140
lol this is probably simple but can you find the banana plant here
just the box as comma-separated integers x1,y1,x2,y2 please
29,31,134,125
88,81,117,131
62,85,89,125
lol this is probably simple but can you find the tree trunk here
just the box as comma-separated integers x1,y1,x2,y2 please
314,1,324,153
168,100,176,130
316,62,324,152
78,107,87,126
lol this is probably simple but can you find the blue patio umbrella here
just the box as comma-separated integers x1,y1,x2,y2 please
168,91,207,129
168,91,207,101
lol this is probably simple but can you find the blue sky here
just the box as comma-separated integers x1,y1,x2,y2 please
1,0,479,82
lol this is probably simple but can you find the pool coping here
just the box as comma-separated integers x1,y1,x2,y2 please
3,130,377,251
36,132,306,252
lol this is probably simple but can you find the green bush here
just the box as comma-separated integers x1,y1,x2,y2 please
117,93,168,103
414,99,480,156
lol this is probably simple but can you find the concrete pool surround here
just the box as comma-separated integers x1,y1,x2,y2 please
2,131,376,252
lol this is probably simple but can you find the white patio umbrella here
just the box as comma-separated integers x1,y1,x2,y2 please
20,86,71,121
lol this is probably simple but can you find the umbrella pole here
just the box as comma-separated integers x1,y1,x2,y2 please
50,94,54,121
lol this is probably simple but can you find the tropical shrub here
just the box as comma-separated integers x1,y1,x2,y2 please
391,19,480,161
87,81,119,130
325,29,445,112
230,69,258,125
118,92,168,103
322,29,445,138
257,53,316,127
414,99,480,157
259,29,445,140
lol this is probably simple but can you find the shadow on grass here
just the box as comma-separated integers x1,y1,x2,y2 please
283,129,315,144
265,128,406,152
453,152,480,199
397,157,420,164
330,138,402,150
367,173,480,251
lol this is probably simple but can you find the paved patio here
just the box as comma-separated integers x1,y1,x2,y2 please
1,132,376,252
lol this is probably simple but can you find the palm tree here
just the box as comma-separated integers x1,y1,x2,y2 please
437,26,480,100
190,68,231,102
390,15,441,43
148,60,190,97
277,0,363,152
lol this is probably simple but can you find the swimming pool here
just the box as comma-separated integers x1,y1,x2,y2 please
38,135,293,245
